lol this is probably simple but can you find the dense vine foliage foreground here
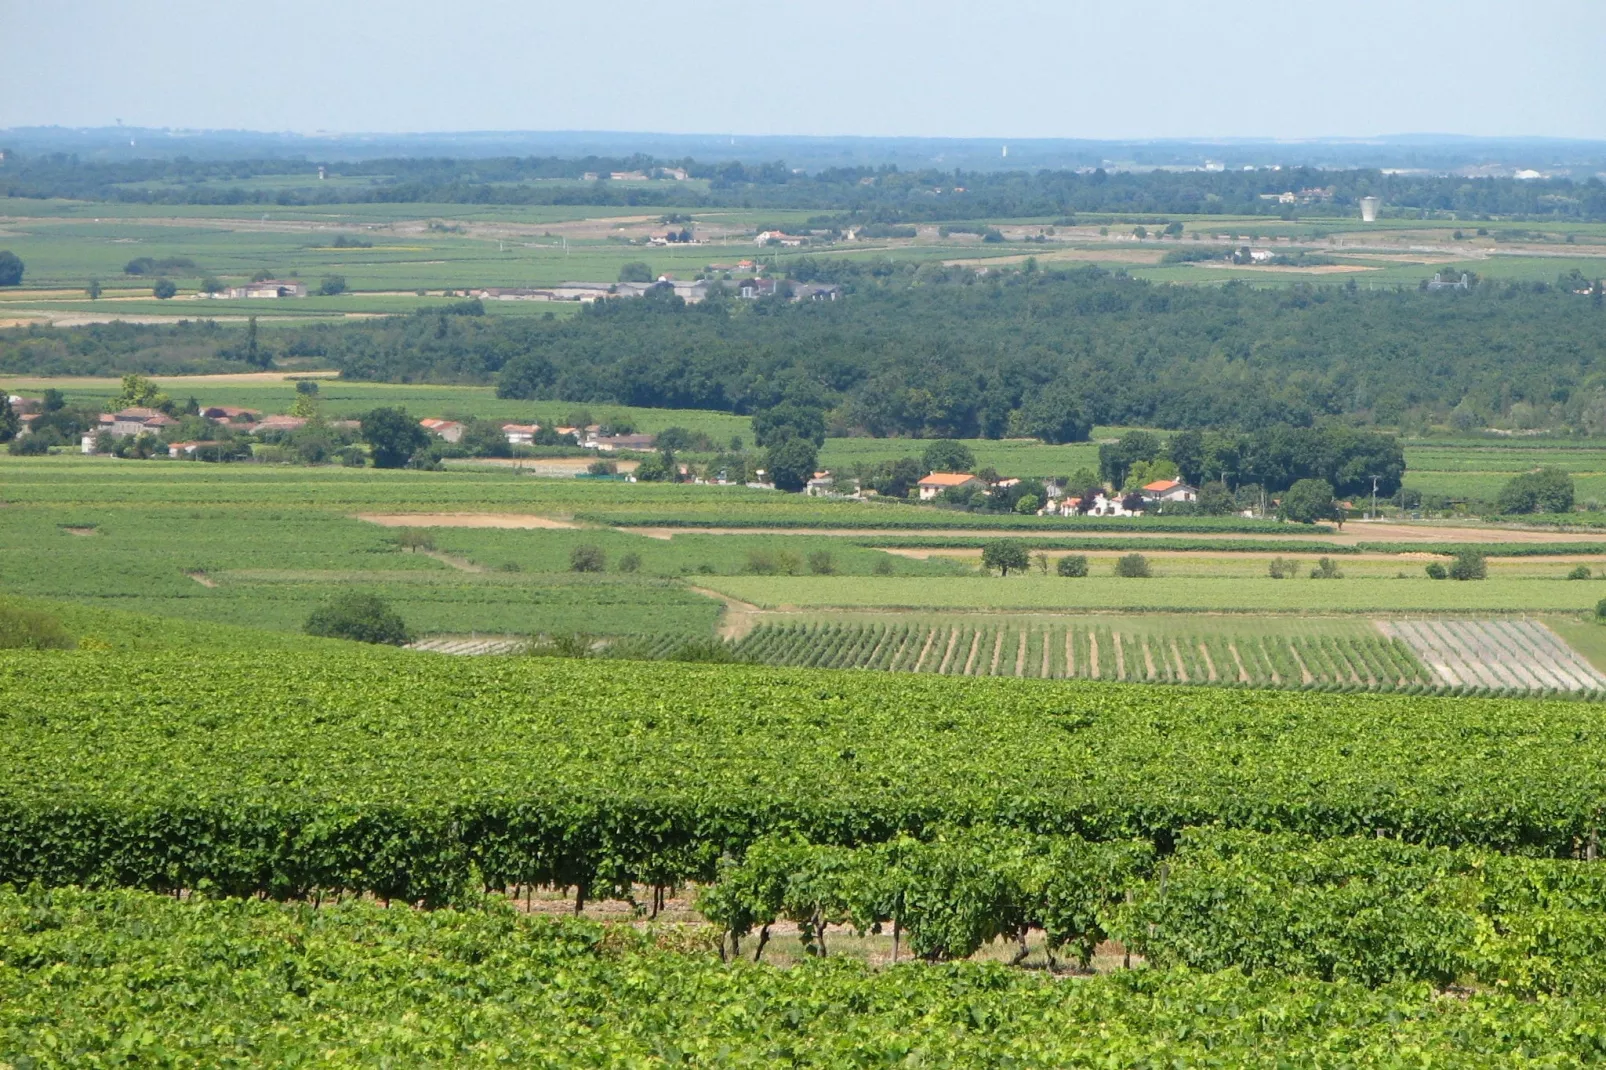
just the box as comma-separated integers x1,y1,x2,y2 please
3,887,1606,1068
1,652,1604,904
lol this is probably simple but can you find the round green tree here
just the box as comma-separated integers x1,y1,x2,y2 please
304,593,411,645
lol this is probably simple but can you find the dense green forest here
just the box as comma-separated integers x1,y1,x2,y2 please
4,151,1605,220
5,266,1603,436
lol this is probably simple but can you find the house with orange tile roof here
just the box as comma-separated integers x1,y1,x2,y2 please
917,472,982,501
1140,478,1197,503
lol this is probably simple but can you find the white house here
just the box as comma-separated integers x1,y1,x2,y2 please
223,280,308,299
501,423,539,446
917,472,982,501
1140,479,1197,504
419,418,465,444
805,471,836,497
1056,491,1140,517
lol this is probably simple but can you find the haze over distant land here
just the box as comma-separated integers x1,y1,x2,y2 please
0,0,1600,143
4,128,1605,176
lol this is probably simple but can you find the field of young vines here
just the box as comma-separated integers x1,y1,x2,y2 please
728,620,1445,693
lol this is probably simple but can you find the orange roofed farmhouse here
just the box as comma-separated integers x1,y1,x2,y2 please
917,472,983,501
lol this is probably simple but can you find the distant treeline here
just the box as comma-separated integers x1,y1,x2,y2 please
4,151,1606,220
6,266,1604,437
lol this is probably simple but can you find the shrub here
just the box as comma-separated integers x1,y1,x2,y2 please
872,556,896,576
152,278,178,299
1595,597,1606,622
1425,562,1448,580
1057,554,1088,577
1496,467,1574,515
303,594,410,645
1113,553,1152,578
527,632,595,658
0,602,75,649
1448,550,1487,581
745,549,802,575
1567,565,1593,580
618,552,642,574
1309,557,1343,580
806,550,836,575
394,528,435,553
570,545,607,573
1267,557,1298,579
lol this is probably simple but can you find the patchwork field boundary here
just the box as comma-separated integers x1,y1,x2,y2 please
1377,619,1606,691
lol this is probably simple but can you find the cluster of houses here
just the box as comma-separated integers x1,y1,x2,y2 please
418,418,657,453
468,274,839,306
799,469,1200,513
77,403,356,456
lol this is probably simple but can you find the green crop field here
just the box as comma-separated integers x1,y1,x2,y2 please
699,571,1606,614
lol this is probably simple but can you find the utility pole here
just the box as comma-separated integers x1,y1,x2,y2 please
1371,475,1379,520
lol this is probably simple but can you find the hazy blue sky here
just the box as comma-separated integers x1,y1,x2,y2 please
3,0,1602,139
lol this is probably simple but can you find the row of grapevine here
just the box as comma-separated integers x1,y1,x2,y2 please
4,650,1606,905
10,885,1606,1065
728,622,1450,693
701,826,1606,995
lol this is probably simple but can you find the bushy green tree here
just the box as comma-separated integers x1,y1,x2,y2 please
1448,550,1487,581
921,439,975,473
359,407,430,468
618,262,653,283
1277,479,1338,525
981,541,1030,576
0,601,74,649
303,593,410,645
752,403,826,448
152,278,177,299
318,275,347,296
1496,467,1574,514
1056,555,1088,577
570,545,606,572
766,438,818,492
1114,553,1152,578
0,251,23,287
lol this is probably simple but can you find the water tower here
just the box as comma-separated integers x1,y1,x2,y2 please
1360,196,1380,223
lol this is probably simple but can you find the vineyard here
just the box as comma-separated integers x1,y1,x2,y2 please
6,649,1606,1063
9,886,1606,1067
728,619,1447,692
4,650,1606,906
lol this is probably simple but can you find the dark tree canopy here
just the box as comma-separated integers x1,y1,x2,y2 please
303,593,410,645
1496,467,1575,515
359,406,431,468
921,439,976,473
766,437,819,492
1277,479,1340,524
0,251,23,287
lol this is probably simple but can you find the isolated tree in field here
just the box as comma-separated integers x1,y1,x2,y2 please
152,278,177,299
303,593,411,645
1497,467,1574,515
85,279,101,299
767,437,818,492
981,541,1030,576
244,315,265,368
359,406,430,468
1056,554,1088,577
922,439,975,473
318,274,347,296
570,545,606,573
0,251,22,287
1113,553,1152,578
807,550,836,575
199,276,226,294
1596,597,1606,623
1277,479,1338,525
1448,550,1487,581
618,262,653,283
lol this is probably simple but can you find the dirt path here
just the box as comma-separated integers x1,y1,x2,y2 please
687,586,762,641
185,571,216,587
422,550,484,573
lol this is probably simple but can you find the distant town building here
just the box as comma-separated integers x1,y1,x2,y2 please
501,423,540,446
419,418,465,443
917,472,982,500
223,280,308,299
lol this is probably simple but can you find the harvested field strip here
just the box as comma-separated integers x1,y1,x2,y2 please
725,622,1460,694
406,635,526,656
1379,619,1606,692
